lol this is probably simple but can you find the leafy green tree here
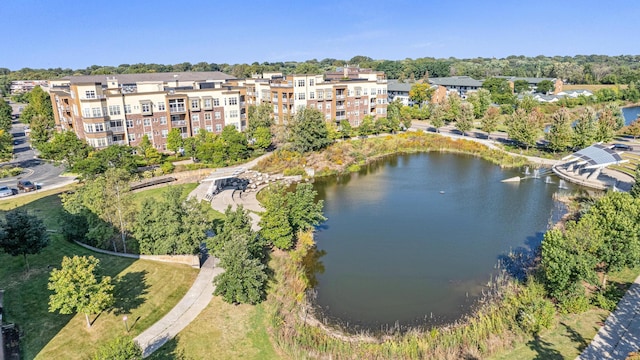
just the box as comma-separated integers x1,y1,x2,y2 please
595,107,618,143
572,107,598,149
247,103,274,140
0,209,49,270
133,186,208,255
208,205,263,259
259,184,294,250
92,336,142,360
293,62,320,74
430,105,446,133
252,126,272,150
408,83,434,107
213,234,268,304
480,106,501,139
546,108,574,152
631,166,640,199
0,129,13,161
20,86,53,124
0,100,12,131
482,77,514,104
513,79,531,94
455,102,474,136
138,135,162,165
622,81,640,102
443,92,462,122
505,108,543,149
625,118,640,139
30,114,54,146
466,89,492,118
386,99,403,131
536,80,555,94
166,128,183,156
374,117,390,134
604,103,625,130
72,145,139,179
339,120,352,139
286,183,326,234
517,94,539,113
220,125,248,162
289,107,331,153
48,255,114,328
38,130,90,169
357,116,374,137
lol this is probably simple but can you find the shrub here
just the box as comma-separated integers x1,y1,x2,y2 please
283,167,306,176
161,161,175,174
509,280,556,335
0,166,23,178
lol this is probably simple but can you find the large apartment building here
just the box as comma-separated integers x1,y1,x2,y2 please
50,67,388,150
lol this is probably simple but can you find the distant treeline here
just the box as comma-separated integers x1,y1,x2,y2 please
2,54,640,91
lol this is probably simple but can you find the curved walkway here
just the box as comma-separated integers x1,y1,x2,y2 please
578,274,640,359
134,256,223,357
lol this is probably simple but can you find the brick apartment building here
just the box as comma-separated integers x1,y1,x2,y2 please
50,67,388,150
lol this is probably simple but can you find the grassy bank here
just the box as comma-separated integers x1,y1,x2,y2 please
254,131,529,177
0,185,202,359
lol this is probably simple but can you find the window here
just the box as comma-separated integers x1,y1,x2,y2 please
143,119,151,126
309,79,314,86
229,110,238,118
85,90,96,99
168,99,186,113
191,99,199,109
214,111,221,119
94,123,104,132
356,89,361,96
82,108,91,117
204,113,212,120
317,104,322,110
92,107,101,117
160,116,167,125
298,93,306,100
142,103,151,113
317,90,323,100
326,103,331,109
309,92,315,99
191,114,199,121
110,120,122,128
204,98,212,108
161,129,168,138
193,127,200,134
297,79,305,87
124,104,132,114
213,98,220,106
215,124,222,132
207,125,214,132
157,102,165,111
108,105,121,115
364,89,368,95
228,97,237,105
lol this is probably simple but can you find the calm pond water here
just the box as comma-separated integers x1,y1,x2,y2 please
311,152,574,331
623,106,640,125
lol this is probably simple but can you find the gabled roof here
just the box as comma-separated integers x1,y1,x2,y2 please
428,76,483,87
387,79,415,92
495,76,557,84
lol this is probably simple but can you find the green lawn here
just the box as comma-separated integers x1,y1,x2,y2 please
0,184,204,359
148,297,280,360
131,182,198,205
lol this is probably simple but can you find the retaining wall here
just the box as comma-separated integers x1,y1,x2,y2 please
74,241,200,268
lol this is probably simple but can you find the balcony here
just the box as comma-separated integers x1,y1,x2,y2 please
169,106,186,114
110,126,125,133
81,95,106,101
336,94,345,100
172,120,187,126
335,115,346,121
336,105,345,110
181,133,189,139
111,140,128,145
240,101,246,106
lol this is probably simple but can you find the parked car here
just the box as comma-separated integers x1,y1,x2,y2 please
17,180,36,192
612,143,633,151
0,186,13,198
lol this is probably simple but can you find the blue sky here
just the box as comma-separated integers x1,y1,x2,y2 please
4,0,638,70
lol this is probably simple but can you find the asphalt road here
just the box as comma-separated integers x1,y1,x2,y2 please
0,102,68,191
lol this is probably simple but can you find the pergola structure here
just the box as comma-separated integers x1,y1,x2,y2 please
554,144,627,184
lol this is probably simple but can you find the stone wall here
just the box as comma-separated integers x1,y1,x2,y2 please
74,241,200,268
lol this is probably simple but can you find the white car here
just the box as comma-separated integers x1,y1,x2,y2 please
0,186,14,198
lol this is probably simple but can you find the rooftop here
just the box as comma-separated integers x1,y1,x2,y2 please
62,71,235,84
495,76,557,84
428,76,483,87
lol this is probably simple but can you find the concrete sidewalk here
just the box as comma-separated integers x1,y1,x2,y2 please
134,256,223,357
578,274,640,359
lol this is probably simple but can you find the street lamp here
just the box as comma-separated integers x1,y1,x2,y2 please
123,315,129,332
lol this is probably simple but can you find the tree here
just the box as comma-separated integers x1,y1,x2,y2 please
166,128,183,156
443,92,461,122
208,205,263,259
631,166,640,199
513,79,531,94
38,130,90,169
358,115,374,137
536,80,555,94
386,99,403,131
133,186,208,255
430,105,446,133
247,103,274,140
252,126,272,150
466,88,491,118
92,336,142,360
21,86,55,147
48,255,114,328
30,114,54,146
138,135,162,165
517,94,538,113
288,107,331,153
546,108,573,152
339,120,352,139
482,77,514,104
408,83,434,107
480,106,501,139
286,183,326,234
595,107,617,143
259,184,294,250
213,234,268,304
455,102,474,136
572,107,598,149
0,209,49,270
505,108,543,149
604,103,625,131
625,118,640,139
